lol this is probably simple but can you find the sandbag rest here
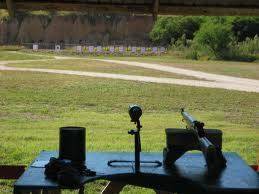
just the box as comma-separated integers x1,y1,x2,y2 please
163,128,223,166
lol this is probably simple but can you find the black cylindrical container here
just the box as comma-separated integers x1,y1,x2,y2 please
59,126,86,163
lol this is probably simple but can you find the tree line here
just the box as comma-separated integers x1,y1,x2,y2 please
150,16,259,61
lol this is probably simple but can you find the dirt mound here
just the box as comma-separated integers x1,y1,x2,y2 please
0,14,153,45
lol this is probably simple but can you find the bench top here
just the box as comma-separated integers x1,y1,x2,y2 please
14,151,259,193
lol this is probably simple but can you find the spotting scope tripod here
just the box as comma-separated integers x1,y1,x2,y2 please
107,105,162,173
128,104,143,173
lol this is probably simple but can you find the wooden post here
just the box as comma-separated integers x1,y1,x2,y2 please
6,0,15,17
152,0,159,21
18,191,31,194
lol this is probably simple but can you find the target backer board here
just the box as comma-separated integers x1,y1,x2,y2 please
76,46,82,53
33,44,38,51
55,45,61,52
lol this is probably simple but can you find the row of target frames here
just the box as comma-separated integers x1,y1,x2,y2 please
32,44,167,54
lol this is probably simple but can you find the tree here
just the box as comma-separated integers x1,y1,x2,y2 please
231,17,259,41
149,16,203,45
194,22,233,59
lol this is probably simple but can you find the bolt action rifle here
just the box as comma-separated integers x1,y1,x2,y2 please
181,108,227,174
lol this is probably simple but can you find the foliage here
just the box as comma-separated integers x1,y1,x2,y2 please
193,22,233,59
150,16,259,61
0,9,10,22
149,16,203,45
203,16,230,25
169,35,198,59
236,35,259,55
231,17,259,41
224,36,259,62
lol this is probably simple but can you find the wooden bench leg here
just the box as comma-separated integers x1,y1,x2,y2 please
154,190,172,194
78,187,84,194
42,190,61,194
14,189,62,194
14,190,41,194
15,191,31,194
32,190,42,194
101,181,126,194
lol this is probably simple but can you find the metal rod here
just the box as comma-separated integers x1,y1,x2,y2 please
107,160,162,167
135,131,140,173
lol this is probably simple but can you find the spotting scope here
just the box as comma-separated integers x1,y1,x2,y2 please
128,104,142,123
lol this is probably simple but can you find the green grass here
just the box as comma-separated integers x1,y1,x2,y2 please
0,51,53,61
0,69,258,193
7,59,197,79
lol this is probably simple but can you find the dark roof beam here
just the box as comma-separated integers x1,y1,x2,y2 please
0,1,259,16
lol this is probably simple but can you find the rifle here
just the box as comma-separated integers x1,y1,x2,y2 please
181,108,227,174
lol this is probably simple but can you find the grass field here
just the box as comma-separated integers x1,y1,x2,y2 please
0,51,258,193
0,51,53,61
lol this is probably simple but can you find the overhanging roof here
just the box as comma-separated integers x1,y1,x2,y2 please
1,0,259,17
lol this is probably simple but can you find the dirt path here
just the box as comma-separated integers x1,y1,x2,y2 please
5,53,259,85
1,54,259,92
1,64,258,93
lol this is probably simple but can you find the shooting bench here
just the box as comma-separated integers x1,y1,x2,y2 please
12,109,259,194
13,151,259,194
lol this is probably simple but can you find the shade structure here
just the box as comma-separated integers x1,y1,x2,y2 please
1,0,259,17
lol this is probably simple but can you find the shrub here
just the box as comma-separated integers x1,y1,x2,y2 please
225,36,259,62
152,16,259,61
193,22,233,59
231,17,259,41
185,48,199,60
237,35,259,55
149,16,203,45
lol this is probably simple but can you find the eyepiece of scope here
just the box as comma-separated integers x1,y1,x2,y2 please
128,104,142,122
